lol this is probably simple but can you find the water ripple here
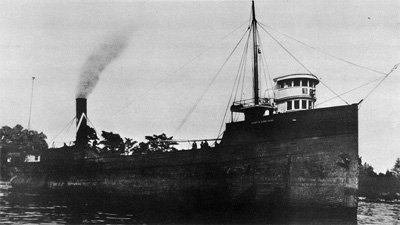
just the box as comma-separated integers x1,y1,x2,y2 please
2,188,398,224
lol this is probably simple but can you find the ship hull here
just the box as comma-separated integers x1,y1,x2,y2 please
11,104,358,219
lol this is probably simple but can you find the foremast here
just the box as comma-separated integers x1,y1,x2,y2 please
230,0,275,122
251,0,259,105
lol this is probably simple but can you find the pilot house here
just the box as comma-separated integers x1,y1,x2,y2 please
273,74,319,113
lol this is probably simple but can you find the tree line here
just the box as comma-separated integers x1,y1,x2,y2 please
358,157,400,201
92,131,178,156
0,124,48,163
0,124,181,180
0,124,178,162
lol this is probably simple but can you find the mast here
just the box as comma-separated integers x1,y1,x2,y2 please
28,77,35,130
251,0,259,105
230,1,275,122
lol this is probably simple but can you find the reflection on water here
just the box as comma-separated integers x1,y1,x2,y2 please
357,201,400,224
0,191,141,224
1,187,395,224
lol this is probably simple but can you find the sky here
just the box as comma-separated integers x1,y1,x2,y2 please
0,0,399,173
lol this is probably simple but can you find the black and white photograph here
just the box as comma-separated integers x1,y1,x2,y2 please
0,0,399,224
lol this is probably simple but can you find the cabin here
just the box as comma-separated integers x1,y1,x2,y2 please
273,74,319,113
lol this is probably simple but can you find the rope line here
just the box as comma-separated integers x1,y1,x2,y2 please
175,28,250,135
258,22,387,76
239,49,249,102
234,31,251,102
258,24,349,105
316,76,385,107
256,29,274,98
217,28,252,138
234,33,251,122
86,117,98,136
98,20,249,126
59,118,75,143
235,30,252,121
359,63,399,109
318,79,349,105
49,117,75,144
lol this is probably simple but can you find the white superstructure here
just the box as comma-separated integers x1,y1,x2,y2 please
273,74,319,113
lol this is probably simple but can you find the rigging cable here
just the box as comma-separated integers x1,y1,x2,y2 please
256,29,274,98
175,28,251,135
316,75,385,107
258,22,386,76
216,28,251,137
232,32,251,122
239,47,249,103
258,23,349,105
219,8,256,137
98,20,249,126
234,31,251,102
28,77,35,130
48,117,75,145
258,22,397,107
234,30,251,122
358,63,399,109
59,118,75,144
86,116,98,136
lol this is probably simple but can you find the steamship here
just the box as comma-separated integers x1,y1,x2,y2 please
12,1,358,220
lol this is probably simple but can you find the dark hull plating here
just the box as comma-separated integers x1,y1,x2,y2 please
12,104,359,217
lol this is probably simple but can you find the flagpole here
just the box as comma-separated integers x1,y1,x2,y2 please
28,77,35,130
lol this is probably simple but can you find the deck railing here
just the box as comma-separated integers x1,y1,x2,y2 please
232,98,275,107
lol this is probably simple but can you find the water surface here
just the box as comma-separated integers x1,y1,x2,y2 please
1,187,397,224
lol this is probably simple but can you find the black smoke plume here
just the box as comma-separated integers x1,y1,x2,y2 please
76,31,132,98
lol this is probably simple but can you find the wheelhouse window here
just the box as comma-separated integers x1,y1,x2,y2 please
310,89,315,97
301,79,307,87
302,88,308,94
302,100,307,109
294,79,300,86
279,81,284,89
294,100,299,109
288,80,293,87
309,81,313,87
287,101,292,110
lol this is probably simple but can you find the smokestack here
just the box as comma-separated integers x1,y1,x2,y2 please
76,98,87,146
